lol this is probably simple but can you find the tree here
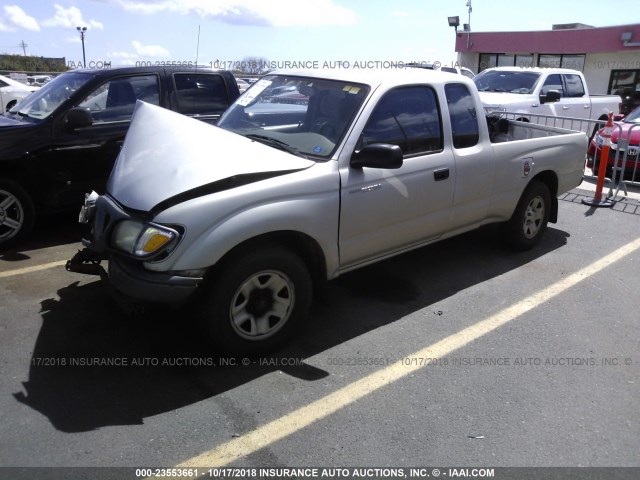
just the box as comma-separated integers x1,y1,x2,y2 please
238,56,270,75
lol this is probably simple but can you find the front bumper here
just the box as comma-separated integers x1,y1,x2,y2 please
107,255,202,304
67,193,203,305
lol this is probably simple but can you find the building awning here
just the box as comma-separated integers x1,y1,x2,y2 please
455,24,640,54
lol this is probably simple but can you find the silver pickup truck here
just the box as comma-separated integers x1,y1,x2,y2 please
68,69,587,354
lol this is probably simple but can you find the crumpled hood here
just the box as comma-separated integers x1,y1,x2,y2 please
108,101,314,213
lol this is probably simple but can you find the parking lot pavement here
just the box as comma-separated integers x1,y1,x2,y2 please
0,182,638,473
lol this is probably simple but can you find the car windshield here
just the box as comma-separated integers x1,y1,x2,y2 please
10,72,92,120
474,70,541,94
217,75,369,159
625,107,640,124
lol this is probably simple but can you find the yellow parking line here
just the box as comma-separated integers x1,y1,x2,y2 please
0,260,67,279
177,236,640,468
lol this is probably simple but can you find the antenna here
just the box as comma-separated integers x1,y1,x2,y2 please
195,25,201,70
19,40,28,56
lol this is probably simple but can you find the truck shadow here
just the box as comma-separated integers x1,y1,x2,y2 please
14,225,569,432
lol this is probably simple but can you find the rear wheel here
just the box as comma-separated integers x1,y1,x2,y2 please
0,179,36,250
504,180,551,251
197,246,312,356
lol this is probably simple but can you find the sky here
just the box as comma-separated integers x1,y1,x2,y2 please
0,0,638,72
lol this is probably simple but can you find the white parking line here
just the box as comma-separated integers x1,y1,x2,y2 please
0,260,67,279
177,236,640,469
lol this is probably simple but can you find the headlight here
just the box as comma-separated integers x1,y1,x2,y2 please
112,220,179,258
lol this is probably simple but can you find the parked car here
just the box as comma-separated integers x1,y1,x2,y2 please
0,74,38,111
617,87,640,116
27,75,53,87
405,62,475,78
474,67,620,132
237,78,250,93
439,65,475,78
0,66,240,248
68,68,587,355
587,105,640,178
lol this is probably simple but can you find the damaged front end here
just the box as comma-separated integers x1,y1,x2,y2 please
66,191,203,307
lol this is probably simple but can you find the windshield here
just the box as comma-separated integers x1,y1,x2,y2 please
10,72,92,120
217,75,369,159
625,107,640,124
474,70,541,94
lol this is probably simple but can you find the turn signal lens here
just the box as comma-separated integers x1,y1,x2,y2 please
135,228,174,255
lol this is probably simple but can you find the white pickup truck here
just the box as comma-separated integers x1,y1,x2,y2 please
474,67,620,128
68,69,587,354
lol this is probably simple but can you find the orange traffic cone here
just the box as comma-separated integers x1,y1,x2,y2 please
583,112,615,208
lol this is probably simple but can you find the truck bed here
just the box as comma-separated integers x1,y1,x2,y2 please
488,116,587,143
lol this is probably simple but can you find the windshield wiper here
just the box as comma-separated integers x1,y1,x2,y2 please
244,134,305,157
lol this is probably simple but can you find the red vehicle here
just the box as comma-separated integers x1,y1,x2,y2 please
587,106,640,178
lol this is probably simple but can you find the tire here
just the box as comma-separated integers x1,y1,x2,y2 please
0,179,36,250
197,246,312,356
504,180,551,251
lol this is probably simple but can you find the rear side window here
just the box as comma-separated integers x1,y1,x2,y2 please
174,74,230,115
564,74,585,97
445,83,479,148
361,86,442,155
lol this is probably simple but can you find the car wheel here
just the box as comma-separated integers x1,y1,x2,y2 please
0,179,36,250
197,246,312,356
504,180,551,251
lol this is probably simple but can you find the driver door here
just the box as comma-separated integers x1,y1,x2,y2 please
339,86,455,268
45,74,161,208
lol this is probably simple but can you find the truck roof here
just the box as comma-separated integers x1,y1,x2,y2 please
65,65,233,79
481,66,583,76
269,67,475,89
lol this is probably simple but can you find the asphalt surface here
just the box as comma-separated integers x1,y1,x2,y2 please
0,179,639,479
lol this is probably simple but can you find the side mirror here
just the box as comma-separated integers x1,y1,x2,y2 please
67,107,93,130
540,90,561,104
350,143,403,169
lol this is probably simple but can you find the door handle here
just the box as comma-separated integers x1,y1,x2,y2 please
434,168,449,181
562,106,570,110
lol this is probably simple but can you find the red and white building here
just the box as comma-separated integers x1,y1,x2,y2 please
454,23,640,97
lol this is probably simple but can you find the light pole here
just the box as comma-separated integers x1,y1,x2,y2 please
76,26,87,67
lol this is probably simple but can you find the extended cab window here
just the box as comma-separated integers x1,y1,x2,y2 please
563,74,585,97
361,86,442,155
445,83,479,148
174,74,229,115
79,75,160,123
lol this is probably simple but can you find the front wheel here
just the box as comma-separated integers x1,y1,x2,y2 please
197,246,312,356
0,179,36,250
504,180,551,251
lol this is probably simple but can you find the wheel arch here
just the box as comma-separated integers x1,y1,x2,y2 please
529,170,558,223
208,230,328,291
0,162,42,209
